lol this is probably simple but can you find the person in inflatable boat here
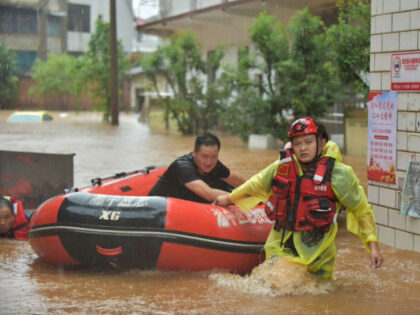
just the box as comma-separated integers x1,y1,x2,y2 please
149,132,245,204
0,196,31,240
216,117,383,280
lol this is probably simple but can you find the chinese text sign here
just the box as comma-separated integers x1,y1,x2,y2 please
367,92,397,184
391,51,420,91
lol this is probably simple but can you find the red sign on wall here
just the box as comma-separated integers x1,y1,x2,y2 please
367,92,397,184
391,51,420,91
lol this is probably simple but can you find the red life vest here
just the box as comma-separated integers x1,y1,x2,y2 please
1,197,29,240
264,150,337,233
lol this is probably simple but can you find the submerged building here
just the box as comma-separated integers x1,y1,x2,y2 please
0,0,135,73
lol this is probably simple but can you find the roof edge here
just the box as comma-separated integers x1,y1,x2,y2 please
136,0,257,31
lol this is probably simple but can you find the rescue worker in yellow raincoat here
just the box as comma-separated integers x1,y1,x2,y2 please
216,117,383,280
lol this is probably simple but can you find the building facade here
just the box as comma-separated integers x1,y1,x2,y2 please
370,0,420,252
135,0,343,143
0,0,134,73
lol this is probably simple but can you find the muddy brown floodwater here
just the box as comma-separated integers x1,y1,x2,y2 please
1,111,419,314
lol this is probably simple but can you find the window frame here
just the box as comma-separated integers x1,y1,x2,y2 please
67,3,90,33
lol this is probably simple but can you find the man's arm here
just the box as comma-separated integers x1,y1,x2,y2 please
185,180,230,203
222,171,245,188
332,162,383,269
216,161,279,209
368,241,383,269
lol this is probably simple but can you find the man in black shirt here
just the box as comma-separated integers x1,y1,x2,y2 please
148,133,245,203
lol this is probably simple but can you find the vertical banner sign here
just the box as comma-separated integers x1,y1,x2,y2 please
367,92,397,184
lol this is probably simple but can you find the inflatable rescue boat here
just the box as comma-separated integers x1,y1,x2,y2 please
29,167,273,273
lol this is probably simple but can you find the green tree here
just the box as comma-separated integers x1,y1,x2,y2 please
279,9,340,119
81,18,129,122
0,44,18,109
142,30,226,135
30,53,80,107
221,10,340,141
219,46,273,141
327,0,370,97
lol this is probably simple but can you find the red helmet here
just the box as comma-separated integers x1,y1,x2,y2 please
288,117,328,140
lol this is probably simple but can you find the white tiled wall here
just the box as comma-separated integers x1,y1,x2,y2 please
370,0,420,252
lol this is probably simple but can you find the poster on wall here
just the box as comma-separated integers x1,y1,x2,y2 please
401,160,420,218
367,92,397,184
391,51,420,91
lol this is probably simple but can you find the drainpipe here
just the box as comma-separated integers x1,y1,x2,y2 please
38,0,49,61
59,0,67,53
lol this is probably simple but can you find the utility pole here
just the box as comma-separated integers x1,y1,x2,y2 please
110,0,119,125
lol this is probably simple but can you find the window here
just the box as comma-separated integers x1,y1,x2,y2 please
47,15,61,37
68,4,90,33
207,50,216,85
13,51,38,73
0,5,37,35
256,74,263,96
237,46,249,69
67,51,84,58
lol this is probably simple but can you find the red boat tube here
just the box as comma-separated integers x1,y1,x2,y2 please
29,167,273,273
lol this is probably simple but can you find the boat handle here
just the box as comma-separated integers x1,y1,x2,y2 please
96,245,123,256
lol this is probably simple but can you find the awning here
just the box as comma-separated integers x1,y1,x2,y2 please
136,0,337,37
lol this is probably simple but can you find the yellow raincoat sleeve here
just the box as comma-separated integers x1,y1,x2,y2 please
331,162,379,249
230,141,339,210
229,160,278,211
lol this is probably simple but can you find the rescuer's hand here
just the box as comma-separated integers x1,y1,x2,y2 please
214,194,232,207
369,241,384,269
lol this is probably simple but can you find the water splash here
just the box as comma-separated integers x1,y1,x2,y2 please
210,256,337,296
